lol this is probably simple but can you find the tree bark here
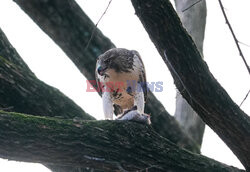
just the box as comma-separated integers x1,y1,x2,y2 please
131,0,250,170
0,28,94,120
13,0,199,153
174,0,206,146
145,91,199,152
0,28,95,172
0,110,244,172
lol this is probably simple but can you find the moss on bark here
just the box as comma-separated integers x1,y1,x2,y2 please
0,110,244,172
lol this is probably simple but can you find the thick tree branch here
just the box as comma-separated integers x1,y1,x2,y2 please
0,27,95,171
0,110,244,172
13,0,199,153
14,0,115,81
174,0,206,146
0,28,94,120
131,0,250,170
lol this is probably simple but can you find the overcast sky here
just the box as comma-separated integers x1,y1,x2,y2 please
0,0,249,171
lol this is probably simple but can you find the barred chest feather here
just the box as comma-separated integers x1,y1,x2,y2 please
105,68,139,110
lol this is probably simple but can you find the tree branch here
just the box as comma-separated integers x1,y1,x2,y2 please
131,0,250,170
0,110,244,172
0,28,94,120
174,0,207,146
218,0,250,76
13,0,199,153
13,0,115,81
0,27,95,172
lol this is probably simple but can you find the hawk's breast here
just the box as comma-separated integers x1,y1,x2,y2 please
104,68,140,110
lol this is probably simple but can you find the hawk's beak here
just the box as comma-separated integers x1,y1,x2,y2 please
97,66,107,76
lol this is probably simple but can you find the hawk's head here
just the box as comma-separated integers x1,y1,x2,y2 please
96,48,135,76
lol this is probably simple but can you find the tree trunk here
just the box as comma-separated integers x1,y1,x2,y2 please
174,0,206,146
131,0,250,170
0,110,244,172
13,0,199,152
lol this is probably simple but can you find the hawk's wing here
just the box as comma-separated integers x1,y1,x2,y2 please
95,61,103,96
95,59,123,116
131,50,147,102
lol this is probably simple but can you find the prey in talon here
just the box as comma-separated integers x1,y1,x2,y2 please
95,48,150,124
117,106,151,125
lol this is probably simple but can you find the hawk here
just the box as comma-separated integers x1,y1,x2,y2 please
95,48,148,121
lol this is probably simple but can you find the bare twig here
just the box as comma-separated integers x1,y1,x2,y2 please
84,0,113,51
240,89,250,107
182,0,202,12
218,0,250,76
238,41,250,48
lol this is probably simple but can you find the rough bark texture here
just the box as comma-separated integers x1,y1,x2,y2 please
0,28,94,120
0,28,96,172
174,0,206,146
0,110,244,172
131,0,250,170
13,0,200,153
145,91,199,152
